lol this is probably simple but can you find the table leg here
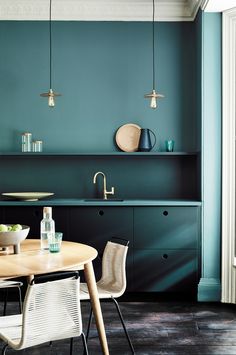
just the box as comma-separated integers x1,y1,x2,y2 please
84,261,109,355
27,275,34,284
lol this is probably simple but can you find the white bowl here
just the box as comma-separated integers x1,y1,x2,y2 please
0,225,30,254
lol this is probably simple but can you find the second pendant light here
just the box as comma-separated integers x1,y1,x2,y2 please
144,0,164,109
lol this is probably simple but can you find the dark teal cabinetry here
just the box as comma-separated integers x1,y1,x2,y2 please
133,207,200,292
0,204,200,294
69,207,133,286
2,206,69,240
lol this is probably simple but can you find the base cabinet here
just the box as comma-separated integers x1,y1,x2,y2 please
2,206,69,240
0,204,200,295
133,207,200,292
69,207,133,287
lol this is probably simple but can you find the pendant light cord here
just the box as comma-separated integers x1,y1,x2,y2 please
152,0,155,91
49,0,52,89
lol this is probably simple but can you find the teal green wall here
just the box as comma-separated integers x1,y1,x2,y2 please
0,16,223,301
0,21,197,153
198,12,222,301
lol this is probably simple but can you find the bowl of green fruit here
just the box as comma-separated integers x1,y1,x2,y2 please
0,224,30,254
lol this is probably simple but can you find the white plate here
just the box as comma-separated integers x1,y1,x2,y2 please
2,192,54,201
115,123,141,152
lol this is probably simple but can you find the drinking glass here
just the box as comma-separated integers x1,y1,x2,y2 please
48,232,63,253
165,140,175,152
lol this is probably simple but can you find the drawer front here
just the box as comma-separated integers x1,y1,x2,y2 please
69,207,133,288
134,207,200,249
133,249,199,292
69,207,133,247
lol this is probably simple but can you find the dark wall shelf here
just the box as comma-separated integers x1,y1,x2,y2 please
0,151,199,157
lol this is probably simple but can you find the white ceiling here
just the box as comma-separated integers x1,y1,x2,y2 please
0,0,235,22
202,0,236,12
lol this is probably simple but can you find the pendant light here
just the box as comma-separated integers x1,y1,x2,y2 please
144,0,164,109
40,0,61,107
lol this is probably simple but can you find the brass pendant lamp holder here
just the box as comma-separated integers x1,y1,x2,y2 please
40,0,61,107
144,0,164,109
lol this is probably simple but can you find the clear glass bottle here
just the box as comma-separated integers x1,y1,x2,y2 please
40,207,55,250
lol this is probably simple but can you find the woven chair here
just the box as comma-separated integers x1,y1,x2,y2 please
0,280,23,316
80,238,135,354
0,272,88,355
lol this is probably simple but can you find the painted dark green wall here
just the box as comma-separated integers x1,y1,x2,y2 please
0,21,197,152
0,20,199,199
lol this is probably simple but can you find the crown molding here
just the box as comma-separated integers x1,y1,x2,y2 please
0,0,202,22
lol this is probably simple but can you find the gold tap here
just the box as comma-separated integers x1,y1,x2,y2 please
93,171,115,200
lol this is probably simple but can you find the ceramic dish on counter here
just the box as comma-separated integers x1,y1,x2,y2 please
2,192,54,201
115,123,141,152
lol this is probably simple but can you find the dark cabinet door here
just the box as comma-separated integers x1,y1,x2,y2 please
0,207,4,221
69,207,133,287
133,249,198,292
133,207,200,292
134,207,200,249
3,206,69,240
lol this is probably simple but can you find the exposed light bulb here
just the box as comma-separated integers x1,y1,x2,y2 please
144,89,164,109
150,96,157,109
48,89,55,107
40,88,61,107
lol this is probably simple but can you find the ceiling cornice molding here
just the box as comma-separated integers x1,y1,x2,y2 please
200,0,209,11
0,0,202,22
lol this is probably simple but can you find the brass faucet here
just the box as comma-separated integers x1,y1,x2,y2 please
93,171,114,200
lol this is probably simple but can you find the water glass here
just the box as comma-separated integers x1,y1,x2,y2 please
32,140,43,152
48,232,63,253
165,140,175,152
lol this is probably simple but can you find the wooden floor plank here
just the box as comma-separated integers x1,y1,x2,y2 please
1,301,236,354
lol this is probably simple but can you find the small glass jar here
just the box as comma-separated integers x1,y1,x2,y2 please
32,140,43,152
21,132,32,152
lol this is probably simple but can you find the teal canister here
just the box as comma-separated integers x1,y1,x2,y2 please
138,128,156,152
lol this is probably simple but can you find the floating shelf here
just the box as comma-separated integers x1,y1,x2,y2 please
0,151,199,157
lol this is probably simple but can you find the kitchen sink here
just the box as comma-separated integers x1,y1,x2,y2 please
83,198,124,202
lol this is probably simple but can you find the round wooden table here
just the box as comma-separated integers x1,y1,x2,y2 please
0,239,109,355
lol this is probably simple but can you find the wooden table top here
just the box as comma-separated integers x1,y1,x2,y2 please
0,239,98,279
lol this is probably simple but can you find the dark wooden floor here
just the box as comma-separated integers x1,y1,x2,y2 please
1,301,236,354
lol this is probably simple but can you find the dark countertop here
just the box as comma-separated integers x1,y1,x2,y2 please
0,198,202,206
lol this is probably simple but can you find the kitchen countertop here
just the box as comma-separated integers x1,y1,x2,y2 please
0,198,202,206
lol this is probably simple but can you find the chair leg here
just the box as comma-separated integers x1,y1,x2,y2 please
3,289,8,316
111,297,135,354
70,338,73,355
2,344,8,355
83,308,93,355
17,286,23,313
3,285,22,316
86,307,93,341
81,332,89,355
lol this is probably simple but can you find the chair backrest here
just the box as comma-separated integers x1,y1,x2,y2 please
18,276,82,349
97,240,129,297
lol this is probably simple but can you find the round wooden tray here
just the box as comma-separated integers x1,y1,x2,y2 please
115,123,141,152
